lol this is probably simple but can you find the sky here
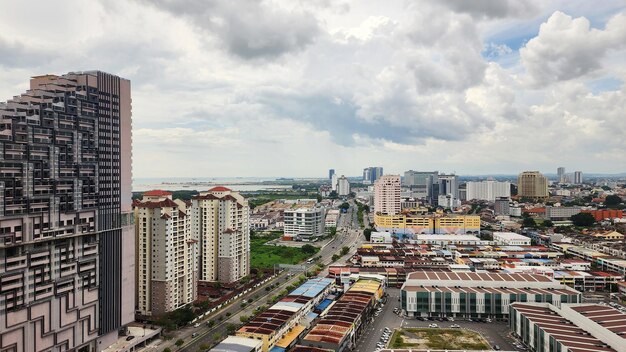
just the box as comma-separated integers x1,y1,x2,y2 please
1,0,625,178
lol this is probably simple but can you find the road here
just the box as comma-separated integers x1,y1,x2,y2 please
355,289,519,352
174,200,365,352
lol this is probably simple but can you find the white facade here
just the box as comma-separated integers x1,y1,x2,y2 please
493,232,531,246
284,207,326,240
374,175,401,215
545,206,581,220
135,192,198,316
191,187,250,283
331,173,339,192
370,231,394,243
337,175,351,196
466,180,511,202
325,209,340,228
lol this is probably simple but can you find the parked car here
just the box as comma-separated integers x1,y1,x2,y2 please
125,336,134,341
494,345,501,350
428,323,439,328
194,323,200,328
450,324,461,328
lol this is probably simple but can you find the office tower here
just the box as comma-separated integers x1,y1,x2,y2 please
574,171,583,184
374,175,401,215
337,176,351,196
191,187,250,283
437,174,459,198
518,171,549,200
557,167,565,183
283,207,325,241
328,169,335,181
494,197,511,215
134,191,198,316
403,171,438,202
363,167,384,184
466,180,511,202
0,71,134,351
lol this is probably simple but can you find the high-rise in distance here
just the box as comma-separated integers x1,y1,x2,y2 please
518,171,549,200
374,175,401,215
0,72,134,351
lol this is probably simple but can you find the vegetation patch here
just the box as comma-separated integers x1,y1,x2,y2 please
250,233,319,269
389,328,490,350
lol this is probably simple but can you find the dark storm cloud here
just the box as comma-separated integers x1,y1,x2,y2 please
139,0,320,59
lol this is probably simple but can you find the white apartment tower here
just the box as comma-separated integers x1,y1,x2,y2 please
283,207,326,241
134,190,198,316
192,187,250,283
374,175,401,215
337,175,351,196
466,180,511,202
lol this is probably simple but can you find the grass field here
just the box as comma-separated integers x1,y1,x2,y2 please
389,328,490,350
250,233,319,269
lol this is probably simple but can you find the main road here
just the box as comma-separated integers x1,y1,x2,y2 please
175,200,365,352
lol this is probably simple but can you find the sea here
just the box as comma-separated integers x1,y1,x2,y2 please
132,177,293,192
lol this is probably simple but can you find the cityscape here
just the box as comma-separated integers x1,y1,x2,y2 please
1,2,626,352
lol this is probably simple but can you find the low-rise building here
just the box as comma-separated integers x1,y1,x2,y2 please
210,336,263,352
401,270,581,318
375,213,481,235
510,303,626,352
545,206,581,220
325,209,340,228
493,232,531,246
370,232,394,243
300,278,384,352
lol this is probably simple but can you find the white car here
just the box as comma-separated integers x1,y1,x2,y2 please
428,323,439,328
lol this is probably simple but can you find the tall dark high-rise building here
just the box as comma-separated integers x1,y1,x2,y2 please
362,166,383,184
0,72,134,351
328,169,335,181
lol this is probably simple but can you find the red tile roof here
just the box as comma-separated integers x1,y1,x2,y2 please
143,190,172,196
209,186,231,192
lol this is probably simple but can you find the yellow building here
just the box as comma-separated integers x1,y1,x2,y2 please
592,230,624,240
517,171,549,200
374,213,480,235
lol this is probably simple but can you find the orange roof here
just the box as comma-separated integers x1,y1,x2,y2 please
523,207,546,213
209,186,231,192
143,190,172,196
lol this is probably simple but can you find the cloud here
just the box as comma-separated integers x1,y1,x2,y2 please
140,0,321,60
520,11,626,87
438,0,539,19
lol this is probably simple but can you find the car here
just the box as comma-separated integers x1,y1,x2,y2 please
450,324,460,328
192,333,198,338
486,318,492,323
447,317,454,321
125,336,135,341
194,323,200,328
428,323,438,328
494,345,501,350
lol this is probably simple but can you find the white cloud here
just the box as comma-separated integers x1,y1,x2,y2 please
0,0,625,178
520,11,626,87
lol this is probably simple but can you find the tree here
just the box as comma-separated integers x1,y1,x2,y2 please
240,315,249,323
543,220,554,227
164,348,172,352
199,343,210,351
316,194,323,202
522,217,536,228
207,320,215,328
301,244,317,255
339,202,350,211
175,339,184,348
329,191,338,199
212,332,222,342
363,228,372,241
332,254,340,262
571,213,595,227
341,246,350,256
226,323,238,334
605,195,623,207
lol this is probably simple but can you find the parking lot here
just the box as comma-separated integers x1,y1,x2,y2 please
355,288,524,352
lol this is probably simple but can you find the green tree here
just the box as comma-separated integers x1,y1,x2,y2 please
339,202,350,210
341,246,350,256
301,244,317,255
543,220,554,227
239,315,249,323
332,254,340,262
605,195,623,207
363,228,372,241
571,212,595,227
175,339,184,348
522,217,536,228
164,348,172,352
226,323,237,334
207,320,215,328
212,332,221,341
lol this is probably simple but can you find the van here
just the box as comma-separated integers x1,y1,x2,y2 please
306,259,313,264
